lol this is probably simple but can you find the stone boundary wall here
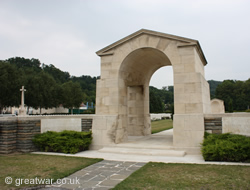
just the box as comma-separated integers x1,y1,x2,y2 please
0,117,17,154
204,113,250,136
0,115,94,154
17,119,41,152
82,119,93,132
204,117,222,134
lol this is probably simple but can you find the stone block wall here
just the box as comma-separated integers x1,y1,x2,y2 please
82,119,93,132
204,117,222,134
17,119,41,152
0,118,17,154
204,113,250,136
0,118,41,154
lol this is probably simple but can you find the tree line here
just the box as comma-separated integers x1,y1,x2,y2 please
0,57,249,114
149,79,250,113
0,57,97,114
149,86,174,113
215,79,250,112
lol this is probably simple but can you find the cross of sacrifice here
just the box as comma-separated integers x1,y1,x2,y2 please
20,86,26,108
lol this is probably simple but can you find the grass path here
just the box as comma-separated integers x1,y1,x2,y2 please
151,119,173,134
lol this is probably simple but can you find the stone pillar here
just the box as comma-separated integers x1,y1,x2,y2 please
173,46,211,152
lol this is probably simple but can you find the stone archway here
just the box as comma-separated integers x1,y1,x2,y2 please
92,29,211,152
119,48,171,137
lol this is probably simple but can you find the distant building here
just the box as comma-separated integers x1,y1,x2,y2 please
79,102,88,110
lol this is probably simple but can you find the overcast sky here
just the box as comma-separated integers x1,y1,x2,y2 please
0,0,249,88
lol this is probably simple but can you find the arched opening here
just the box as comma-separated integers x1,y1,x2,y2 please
149,66,174,114
150,66,173,89
119,47,171,137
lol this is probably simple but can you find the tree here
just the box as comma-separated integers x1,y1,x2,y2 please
61,81,83,114
215,79,250,112
208,80,222,99
215,80,235,111
1,57,100,114
25,71,60,114
149,86,173,113
245,79,250,110
71,75,97,104
149,90,164,113
8,57,42,73
43,64,70,84
228,98,233,113
0,61,21,113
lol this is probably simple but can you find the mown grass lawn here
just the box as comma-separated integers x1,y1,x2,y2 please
151,119,173,134
114,162,250,190
0,153,102,190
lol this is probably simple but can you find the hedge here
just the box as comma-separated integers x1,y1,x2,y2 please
202,132,250,162
32,130,92,154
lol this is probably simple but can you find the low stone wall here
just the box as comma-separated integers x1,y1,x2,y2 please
82,119,93,132
17,119,41,152
0,117,17,154
204,117,222,134
222,114,250,136
0,115,94,154
204,113,250,136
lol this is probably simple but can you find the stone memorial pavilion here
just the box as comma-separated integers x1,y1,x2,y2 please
92,29,211,152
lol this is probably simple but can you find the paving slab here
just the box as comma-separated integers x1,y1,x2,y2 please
42,160,146,190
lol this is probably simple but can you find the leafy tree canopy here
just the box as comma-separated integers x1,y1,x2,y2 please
0,57,97,113
0,61,21,113
61,81,83,114
215,79,250,111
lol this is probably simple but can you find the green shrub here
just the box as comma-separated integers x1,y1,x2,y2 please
32,130,92,154
202,132,250,162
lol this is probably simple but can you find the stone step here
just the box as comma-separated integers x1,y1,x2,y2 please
98,146,186,157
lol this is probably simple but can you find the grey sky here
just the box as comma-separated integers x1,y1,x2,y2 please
0,0,249,88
